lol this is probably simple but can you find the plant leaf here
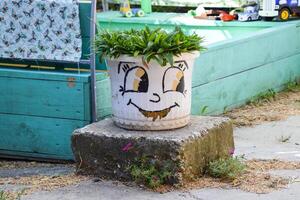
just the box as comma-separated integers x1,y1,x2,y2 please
95,26,205,67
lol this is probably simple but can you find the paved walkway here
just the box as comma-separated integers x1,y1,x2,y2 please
3,116,300,200
235,115,300,161
22,175,300,200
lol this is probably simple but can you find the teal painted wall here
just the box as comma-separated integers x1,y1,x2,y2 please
0,73,88,121
96,12,300,116
191,23,300,114
0,113,89,160
0,68,107,160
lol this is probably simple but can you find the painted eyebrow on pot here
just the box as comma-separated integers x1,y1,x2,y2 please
117,61,136,74
174,60,189,71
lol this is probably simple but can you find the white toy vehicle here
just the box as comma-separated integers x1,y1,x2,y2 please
238,4,261,21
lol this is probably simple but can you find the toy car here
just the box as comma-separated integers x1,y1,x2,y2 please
238,5,261,21
218,11,236,21
120,0,145,18
124,8,145,18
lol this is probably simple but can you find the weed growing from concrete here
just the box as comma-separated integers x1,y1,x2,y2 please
207,156,246,180
129,156,174,189
278,135,292,143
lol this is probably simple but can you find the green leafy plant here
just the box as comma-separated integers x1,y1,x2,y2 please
246,89,276,105
200,105,209,115
207,156,246,180
284,80,300,92
223,106,229,114
129,156,174,189
95,26,205,67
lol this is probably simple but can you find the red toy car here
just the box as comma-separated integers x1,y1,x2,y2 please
219,11,237,21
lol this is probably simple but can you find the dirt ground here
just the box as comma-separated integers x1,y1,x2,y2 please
0,173,87,200
0,161,66,170
0,161,87,199
224,84,300,127
1,159,299,198
155,159,300,194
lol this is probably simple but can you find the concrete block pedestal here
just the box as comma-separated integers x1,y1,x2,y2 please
71,116,234,184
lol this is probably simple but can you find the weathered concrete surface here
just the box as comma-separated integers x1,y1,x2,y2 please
234,115,300,161
22,172,300,200
71,116,234,183
0,166,74,178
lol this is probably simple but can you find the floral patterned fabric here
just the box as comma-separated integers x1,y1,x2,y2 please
0,0,82,62
107,0,244,8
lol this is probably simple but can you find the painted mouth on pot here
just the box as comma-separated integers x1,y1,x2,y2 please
127,99,180,121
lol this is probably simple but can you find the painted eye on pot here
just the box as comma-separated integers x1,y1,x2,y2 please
122,66,149,94
163,67,185,94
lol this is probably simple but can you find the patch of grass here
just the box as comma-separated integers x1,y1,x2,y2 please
0,191,8,200
0,190,23,200
200,106,208,115
206,156,246,180
223,106,229,114
129,156,174,189
246,89,276,105
278,135,291,143
284,81,300,92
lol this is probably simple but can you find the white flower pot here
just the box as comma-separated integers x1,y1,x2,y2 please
107,52,199,130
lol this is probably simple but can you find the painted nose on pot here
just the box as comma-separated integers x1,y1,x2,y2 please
149,93,161,103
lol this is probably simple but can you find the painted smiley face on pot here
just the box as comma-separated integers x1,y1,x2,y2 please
117,60,189,121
